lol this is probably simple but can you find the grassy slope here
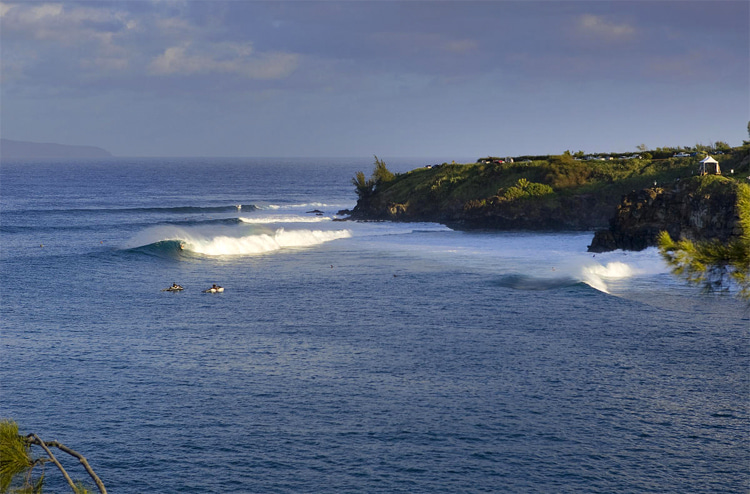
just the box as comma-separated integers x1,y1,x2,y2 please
366,149,750,224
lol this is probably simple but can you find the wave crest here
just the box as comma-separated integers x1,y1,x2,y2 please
580,261,634,293
186,228,351,256
239,215,332,224
127,226,351,257
493,261,636,294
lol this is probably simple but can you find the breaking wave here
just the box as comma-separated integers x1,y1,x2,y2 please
493,261,636,294
186,228,351,256
239,215,332,224
19,204,257,215
580,261,634,293
125,226,351,257
262,202,337,210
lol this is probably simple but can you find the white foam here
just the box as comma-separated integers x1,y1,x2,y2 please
184,228,351,256
239,215,332,224
578,261,635,293
261,202,341,210
126,225,351,256
583,261,634,279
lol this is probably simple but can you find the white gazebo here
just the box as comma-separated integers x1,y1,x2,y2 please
699,156,720,176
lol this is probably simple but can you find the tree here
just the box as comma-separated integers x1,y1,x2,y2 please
657,181,750,301
0,420,106,494
636,143,648,152
658,233,750,299
351,170,373,201
713,141,731,151
352,155,395,201
371,155,395,185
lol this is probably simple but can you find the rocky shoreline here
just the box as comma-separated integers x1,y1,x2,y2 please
587,177,746,252
344,174,748,253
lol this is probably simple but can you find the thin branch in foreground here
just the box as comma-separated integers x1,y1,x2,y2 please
25,435,108,494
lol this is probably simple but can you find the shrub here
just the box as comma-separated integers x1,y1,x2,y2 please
543,154,593,189
502,178,554,201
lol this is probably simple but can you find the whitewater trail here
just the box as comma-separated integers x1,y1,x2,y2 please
186,228,351,256
239,215,333,224
492,255,665,294
125,225,351,256
578,261,635,293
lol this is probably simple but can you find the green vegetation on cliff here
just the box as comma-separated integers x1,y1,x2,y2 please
350,146,750,231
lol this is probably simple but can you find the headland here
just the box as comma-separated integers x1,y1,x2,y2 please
345,146,750,252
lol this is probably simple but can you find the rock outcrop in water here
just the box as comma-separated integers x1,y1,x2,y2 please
587,176,747,252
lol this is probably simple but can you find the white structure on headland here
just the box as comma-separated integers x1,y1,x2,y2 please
699,156,720,176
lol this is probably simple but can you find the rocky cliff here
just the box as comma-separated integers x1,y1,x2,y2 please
588,176,747,252
348,175,620,231
348,191,615,231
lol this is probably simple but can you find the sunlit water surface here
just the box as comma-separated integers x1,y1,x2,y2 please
1,158,747,493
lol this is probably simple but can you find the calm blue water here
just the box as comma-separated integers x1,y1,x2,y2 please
1,158,748,493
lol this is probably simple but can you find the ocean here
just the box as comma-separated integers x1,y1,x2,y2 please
0,157,747,493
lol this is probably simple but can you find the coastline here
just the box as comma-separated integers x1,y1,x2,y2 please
345,149,750,252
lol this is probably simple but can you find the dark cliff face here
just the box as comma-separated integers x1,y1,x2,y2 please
350,190,617,230
588,177,744,252
455,194,613,230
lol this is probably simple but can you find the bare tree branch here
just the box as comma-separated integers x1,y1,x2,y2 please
26,435,108,494
28,434,78,492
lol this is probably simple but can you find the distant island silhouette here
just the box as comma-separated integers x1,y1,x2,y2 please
1,138,112,160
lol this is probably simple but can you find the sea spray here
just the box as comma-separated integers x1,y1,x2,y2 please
186,228,351,256
125,221,352,256
261,202,345,210
239,215,333,224
580,261,634,293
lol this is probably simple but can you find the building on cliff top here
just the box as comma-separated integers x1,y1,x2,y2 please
699,156,721,176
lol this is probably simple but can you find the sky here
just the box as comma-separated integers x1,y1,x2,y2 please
1,0,748,158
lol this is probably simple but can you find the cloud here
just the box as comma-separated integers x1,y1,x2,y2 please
576,14,635,40
1,2,134,44
1,2,300,90
0,2,138,86
443,39,478,55
149,42,299,79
